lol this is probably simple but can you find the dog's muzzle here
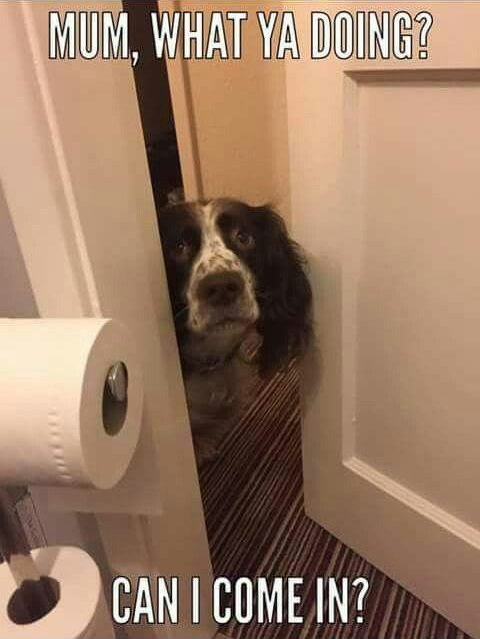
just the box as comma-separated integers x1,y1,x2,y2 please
197,271,245,308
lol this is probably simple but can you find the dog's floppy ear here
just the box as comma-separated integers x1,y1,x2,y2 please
253,206,312,377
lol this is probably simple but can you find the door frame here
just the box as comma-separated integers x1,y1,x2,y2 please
0,2,214,637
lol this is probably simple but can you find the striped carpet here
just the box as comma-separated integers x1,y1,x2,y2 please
199,362,471,639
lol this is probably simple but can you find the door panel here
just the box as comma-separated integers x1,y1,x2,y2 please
356,77,480,527
287,3,480,636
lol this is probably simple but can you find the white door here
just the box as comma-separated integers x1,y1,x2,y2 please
287,3,480,637
0,2,215,638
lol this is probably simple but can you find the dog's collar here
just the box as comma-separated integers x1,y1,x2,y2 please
182,346,239,374
182,330,261,375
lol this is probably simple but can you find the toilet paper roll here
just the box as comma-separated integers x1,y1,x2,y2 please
0,546,115,639
0,319,143,489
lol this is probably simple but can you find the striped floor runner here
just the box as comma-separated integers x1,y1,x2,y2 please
199,363,471,639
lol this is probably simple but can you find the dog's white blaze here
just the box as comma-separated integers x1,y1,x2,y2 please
186,201,258,332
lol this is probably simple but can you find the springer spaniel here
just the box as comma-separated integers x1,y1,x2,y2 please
158,198,312,467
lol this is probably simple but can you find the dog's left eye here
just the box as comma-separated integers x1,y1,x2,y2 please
234,230,254,248
170,239,191,261
174,239,187,253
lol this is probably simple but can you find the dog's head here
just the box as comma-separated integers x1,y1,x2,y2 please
158,198,312,376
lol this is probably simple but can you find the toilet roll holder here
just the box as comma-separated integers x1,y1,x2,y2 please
106,362,128,403
103,361,130,437
0,363,130,625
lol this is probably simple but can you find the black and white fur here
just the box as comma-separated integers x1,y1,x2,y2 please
158,198,312,466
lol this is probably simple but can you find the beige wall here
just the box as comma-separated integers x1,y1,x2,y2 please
178,2,290,219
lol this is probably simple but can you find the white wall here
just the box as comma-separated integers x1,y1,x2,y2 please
0,184,37,319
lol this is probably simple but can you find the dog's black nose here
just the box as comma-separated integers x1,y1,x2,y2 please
198,271,244,307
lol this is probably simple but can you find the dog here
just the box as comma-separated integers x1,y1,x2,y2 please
157,198,312,467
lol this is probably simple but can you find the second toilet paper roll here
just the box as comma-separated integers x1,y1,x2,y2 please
0,546,115,639
0,318,143,489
